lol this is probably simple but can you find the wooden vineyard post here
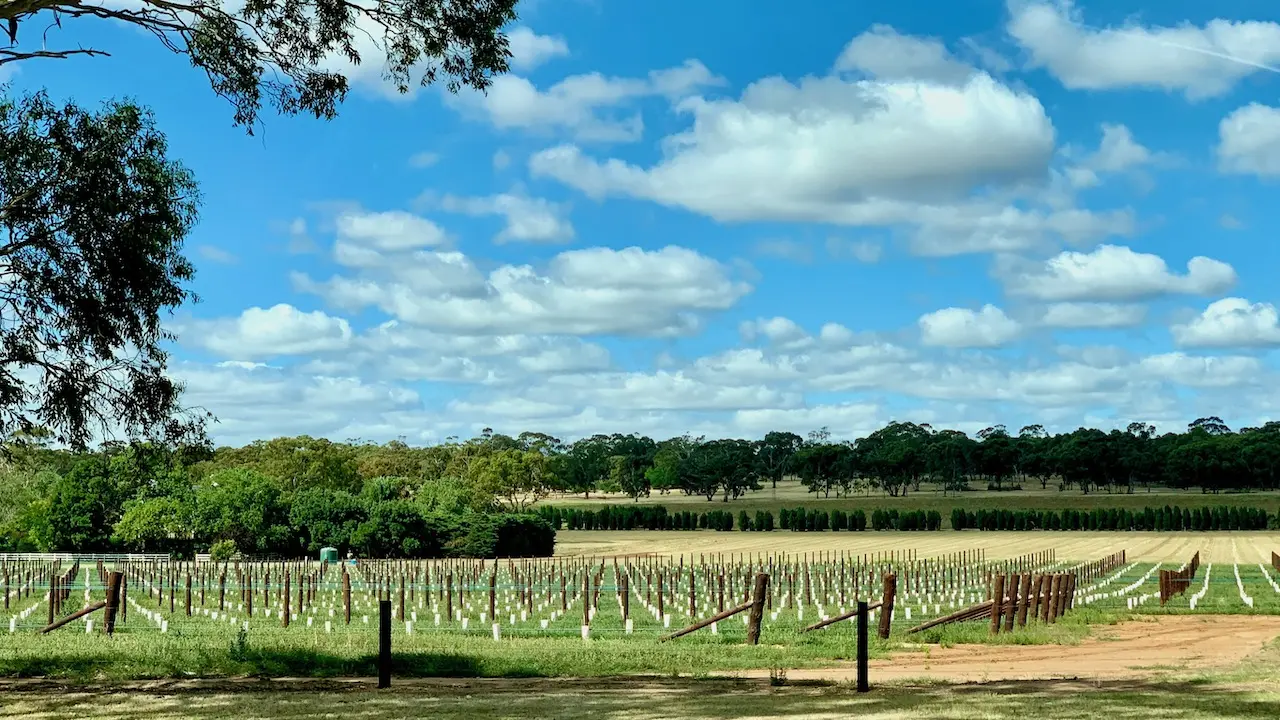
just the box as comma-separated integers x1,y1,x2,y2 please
856,600,870,693
1016,573,1032,628
657,573,665,620
688,569,695,619
745,572,769,645
218,573,226,612
489,572,497,622
282,571,291,628
398,576,405,622
343,571,352,625
1038,575,1051,623
1047,575,1060,624
1059,574,1073,616
378,599,391,689
1003,574,1017,633
104,571,122,637
990,574,1005,635
185,574,192,617
621,574,630,624
878,573,897,640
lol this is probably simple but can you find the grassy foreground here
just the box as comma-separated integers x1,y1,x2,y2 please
0,612,1098,681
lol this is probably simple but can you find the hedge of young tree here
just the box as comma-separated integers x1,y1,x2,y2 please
950,505,1276,531
540,503,1274,532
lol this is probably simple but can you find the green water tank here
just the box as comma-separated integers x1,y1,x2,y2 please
319,546,338,564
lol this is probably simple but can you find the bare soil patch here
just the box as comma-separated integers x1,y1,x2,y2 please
730,615,1280,684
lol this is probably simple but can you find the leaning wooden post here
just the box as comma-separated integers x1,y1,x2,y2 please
990,574,1005,635
103,571,122,637
745,572,769,645
877,573,897,640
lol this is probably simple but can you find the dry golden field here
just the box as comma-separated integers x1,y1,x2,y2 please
555,529,1280,564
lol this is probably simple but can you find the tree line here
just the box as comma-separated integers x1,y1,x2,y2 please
4,415,1276,555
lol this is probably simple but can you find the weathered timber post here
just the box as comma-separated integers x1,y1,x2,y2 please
990,574,1005,635
1016,573,1032,628
1047,575,1060,624
878,573,897,640
1003,573,1017,633
343,571,351,625
621,573,629,622
489,572,497,620
104,572,122,637
745,572,769,645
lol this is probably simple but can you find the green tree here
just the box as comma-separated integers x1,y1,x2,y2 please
44,457,129,550
0,0,520,131
112,496,190,552
467,448,551,512
289,487,364,553
755,431,803,488
193,468,292,554
0,92,206,449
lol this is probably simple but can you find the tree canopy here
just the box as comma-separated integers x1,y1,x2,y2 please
0,0,521,130
0,92,206,449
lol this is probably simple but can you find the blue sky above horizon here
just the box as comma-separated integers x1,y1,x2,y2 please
6,0,1280,446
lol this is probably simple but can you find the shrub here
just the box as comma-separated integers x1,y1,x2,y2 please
209,539,237,563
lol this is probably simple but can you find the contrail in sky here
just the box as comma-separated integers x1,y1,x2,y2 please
1081,21,1280,76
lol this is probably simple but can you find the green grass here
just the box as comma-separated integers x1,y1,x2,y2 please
1,567,1093,681
546,483,1280,522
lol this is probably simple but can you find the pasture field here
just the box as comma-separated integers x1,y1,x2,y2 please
555,529,1280,564
544,483,1280,518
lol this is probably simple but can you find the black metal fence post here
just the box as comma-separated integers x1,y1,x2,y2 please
378,599,392,688
856,600,869,693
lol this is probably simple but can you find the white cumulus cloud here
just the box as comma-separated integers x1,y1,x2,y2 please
1006,0,1280,99
1173,298,1280,347
1218,103,1280,177
999,245,1236,301
919,305,1021,347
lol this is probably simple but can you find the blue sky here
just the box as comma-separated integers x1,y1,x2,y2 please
6,0,1280,445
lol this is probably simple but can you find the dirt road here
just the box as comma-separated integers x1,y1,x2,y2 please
729,615,1280,683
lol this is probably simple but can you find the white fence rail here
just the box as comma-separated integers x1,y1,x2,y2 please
0,553,170,563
